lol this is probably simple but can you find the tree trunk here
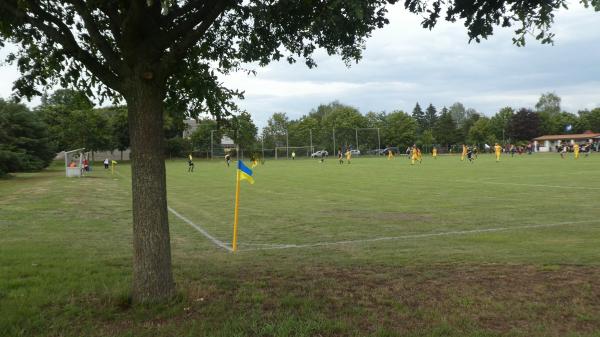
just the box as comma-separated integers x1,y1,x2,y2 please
127,81,175,303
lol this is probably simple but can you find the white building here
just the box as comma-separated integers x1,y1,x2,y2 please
533,131,600,152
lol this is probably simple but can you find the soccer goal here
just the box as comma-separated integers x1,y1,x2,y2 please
64,148,85,177
274,146,314,159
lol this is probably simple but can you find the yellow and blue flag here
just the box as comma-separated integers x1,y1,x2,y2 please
237,160,254,184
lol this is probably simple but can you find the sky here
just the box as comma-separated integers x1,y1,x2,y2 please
1,3,599,128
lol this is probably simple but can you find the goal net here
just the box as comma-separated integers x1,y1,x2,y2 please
64,148,85,177
275,146,314,159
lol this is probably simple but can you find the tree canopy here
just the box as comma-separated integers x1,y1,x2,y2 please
0,99,55,177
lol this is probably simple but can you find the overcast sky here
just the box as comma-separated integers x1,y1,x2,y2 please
1,4,599,128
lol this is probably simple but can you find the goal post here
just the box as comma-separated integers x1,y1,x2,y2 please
64,148,85,177
274,146,315,159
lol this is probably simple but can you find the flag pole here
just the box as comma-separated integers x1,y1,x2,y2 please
232,169,241,252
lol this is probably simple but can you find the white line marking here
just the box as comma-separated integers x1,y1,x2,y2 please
476,181,600,190
237,220,598,252
412,177,600,191
168,206,233,252
114,170,232,252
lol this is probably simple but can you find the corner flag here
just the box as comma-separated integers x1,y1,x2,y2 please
232,160,255,252
237,160,254,184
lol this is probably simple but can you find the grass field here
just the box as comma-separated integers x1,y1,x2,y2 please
1,153,600,337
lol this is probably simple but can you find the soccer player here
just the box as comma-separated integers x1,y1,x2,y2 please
432,147,437,159
338,147,344,164
584,143,591,157
461,144,467,161
560,144,567,159
291,151,296,160
388,148,395,160
466,146,474,162
225,153,231,167
416,147,422,163
411,145,418,165
494,143,502,162
187,154,194,172
573,143,580,160
345,148,352,164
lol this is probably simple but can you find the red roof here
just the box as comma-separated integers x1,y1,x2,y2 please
533,133,600,141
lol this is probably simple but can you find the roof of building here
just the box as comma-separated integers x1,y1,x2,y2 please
533,132,600,141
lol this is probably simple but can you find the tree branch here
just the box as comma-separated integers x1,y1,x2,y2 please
65,0,124,77
161,1,229,74
160,0,214,47
4,2,123,92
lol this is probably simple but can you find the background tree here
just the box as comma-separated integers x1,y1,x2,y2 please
0,99,55,177
423,104,438,131
577,108,600,132
365,111,386,129
2,0,594,302
108,107,130,160
433,111,459,149
38,89,95,151
420,130,435,150
321,103,367,149
489,107,514,144
288,116,320,150
467,117,492,145
262,113,290,149
411,103,425,135
190,119,221,156
226,111,258,151
535,92,562,116
448,102,467,128
509,108,541,141
458,112,481,143
381,111,416,149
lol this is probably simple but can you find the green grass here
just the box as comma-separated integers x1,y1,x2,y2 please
1,153,600,337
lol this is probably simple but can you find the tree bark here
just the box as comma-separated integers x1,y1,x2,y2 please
127,80,175,303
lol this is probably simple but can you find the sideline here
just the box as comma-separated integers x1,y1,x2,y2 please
237,219,598,252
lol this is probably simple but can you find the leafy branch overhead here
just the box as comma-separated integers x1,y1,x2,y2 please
2,0,596,115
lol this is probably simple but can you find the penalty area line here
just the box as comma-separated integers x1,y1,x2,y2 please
113,170,232,252
237,219,598,252
168,207,233,252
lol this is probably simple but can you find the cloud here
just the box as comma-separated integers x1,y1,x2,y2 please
218,3,600,125
0,3,599,125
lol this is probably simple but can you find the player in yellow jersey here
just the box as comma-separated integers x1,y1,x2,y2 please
345,148,352,164
416,147,422,163
494,143,502,162
387,148,394,160
411,145,418,165
461,144,467,161
432,147,437,159
573,143,580,159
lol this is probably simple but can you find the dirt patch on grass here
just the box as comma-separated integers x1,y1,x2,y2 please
179,264,600,337
41,264,600,337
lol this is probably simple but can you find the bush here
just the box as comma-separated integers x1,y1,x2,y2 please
165,137,192,158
